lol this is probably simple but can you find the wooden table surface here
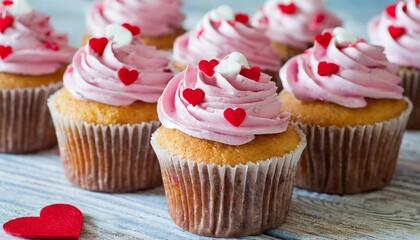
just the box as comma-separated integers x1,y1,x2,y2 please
0,131,419,240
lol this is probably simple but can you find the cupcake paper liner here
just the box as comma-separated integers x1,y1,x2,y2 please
150,127,307,238
399,68,420,129
0,83,61,153
294,97,413,195
48,93,162,193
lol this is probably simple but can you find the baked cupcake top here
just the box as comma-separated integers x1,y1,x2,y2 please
369,0,420,69
280,27,404,108
253,0,341,50
158,52,290,146
87,0,185,37
64,24,173,106
0,0,74,75
173,5,280,72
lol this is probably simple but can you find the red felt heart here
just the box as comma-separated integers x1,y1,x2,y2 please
313,13,325,24
224,108,246,127
235,13,249,24
122,23,141,36
0,15,13,33
278,3,296,15
118,67,139,86
0,45,12,59
198,59,219,77
315,32,333,49
386,4,397,18
388,26,406,40
240,66,261,82
318,61,340,76
44,41,60,51
89,37,108,55
182,88,205,106
3,204,83,240
2,0,13,6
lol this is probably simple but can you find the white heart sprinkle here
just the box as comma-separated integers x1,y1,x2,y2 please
333,27,358,47
7,0,33,16
106,24,133,45
215,52,249,77
222,52,249,68
209,5,235,21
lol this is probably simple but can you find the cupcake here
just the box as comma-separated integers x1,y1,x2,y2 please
48,24,173,192
253,0,341,62
151,52,307,237
0,0,74,153
369,0,420,129
172,5,282,87
85,0,185,50
279,27,413,195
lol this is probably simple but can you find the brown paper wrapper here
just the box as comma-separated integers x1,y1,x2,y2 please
151,128,307,238
48,93,162,193
294,98,413,195
399,68,420,129
0,83,61,153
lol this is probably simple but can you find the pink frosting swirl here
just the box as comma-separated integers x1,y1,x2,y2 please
0,8,74,75
158,54,290,146
64,35,173,106
173,8,280,72
280,29,404,108
253,0,341,49
87,0,185,37
369,0,420,69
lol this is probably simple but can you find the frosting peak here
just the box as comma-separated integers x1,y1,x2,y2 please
280,28,404,108
158,52,290,146
369,0,420,69
64,24,173,106
173,5,280,72
87,0,185,37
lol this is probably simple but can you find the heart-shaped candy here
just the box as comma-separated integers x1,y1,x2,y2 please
235,13,249,24
209,5,235,21
318,61,340,76
7,0,33,16
89,37,108,55
240,66,261,82
224,108,246,127
333,27,358,47
182,88,205,106
44,42,59,51
118,67,139,86
198,59,219,77
0,15,13,33
386,4,397,18
0,45,12,59
106,24,133,45
3,204,83,240
388,26,406,40
2,0,13,6
278,3,296,15
315,32,332,49
122,23,140,36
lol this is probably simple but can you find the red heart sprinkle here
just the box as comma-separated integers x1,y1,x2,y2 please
44,42,60,51
386,4,397,18
313,13,325,23
388,26,406,40
2,204,83,240
89,37,108,55
0,45,12,59
118,67,139,86
224,108,246,127
198,59,219,77
315,32,333,49
182,88,205,106
318,62,340,76
235,13,249,24
240,66,261,82
2,0,13,6
278,3,296,15
212,21,222,28
417,0,420,4
122,23,141,36
0,15,13,33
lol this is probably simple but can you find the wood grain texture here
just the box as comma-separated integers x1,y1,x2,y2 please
0,132,419,239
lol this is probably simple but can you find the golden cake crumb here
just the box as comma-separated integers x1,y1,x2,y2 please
279,91,409,127
0,65,67,89
54,88,159,125
155,126,302,166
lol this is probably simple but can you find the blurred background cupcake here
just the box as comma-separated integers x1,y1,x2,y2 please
0,0,74,153
253,0,341,62
369,0,420,129
85,0,185,50
151,52,306,237
172,5,282,87
48,24,173,192
280,27,412,194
